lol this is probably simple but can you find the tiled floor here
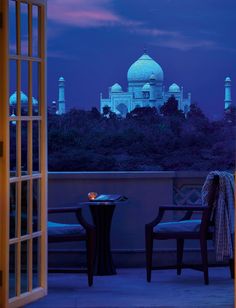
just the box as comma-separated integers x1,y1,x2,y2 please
26,267,234,308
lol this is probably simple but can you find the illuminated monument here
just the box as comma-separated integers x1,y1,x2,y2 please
48,76,66,115
9,76,67,116
9,91,38,115
58,76,66,114
100,53,191,117
224,77,232,110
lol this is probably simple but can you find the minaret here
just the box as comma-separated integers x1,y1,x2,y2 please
224,77,232,110
188,92,191,103
58,76,66,114
149,73,157,102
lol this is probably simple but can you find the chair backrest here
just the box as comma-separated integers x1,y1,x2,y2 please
200,174,219,232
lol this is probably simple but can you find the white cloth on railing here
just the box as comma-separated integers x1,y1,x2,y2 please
202,171,234,261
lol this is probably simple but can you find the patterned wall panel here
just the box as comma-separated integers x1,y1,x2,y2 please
174,185,202,205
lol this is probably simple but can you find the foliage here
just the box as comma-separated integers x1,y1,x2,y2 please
46,105,235,171
160,95,184,118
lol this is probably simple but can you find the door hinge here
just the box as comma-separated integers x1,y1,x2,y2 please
0,12,2,29
0,270,2,287
0,142,3,157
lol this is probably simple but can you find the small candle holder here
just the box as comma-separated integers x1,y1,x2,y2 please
88,192,98,200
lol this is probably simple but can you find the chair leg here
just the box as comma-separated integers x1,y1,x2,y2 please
200,238,209,285
86,230,95,287
229,258,234,279
145,227,153,282
177,239,184,276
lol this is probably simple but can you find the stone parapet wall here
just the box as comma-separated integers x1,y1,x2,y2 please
48,171,212,267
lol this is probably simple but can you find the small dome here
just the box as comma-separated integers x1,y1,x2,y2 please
142,83,151,91
127,53,164,83
115,109,121,115
111,83,123,93
225,77,231,82
9,91,38,105
169,83,180,93
10,113,16,125
59,77,65,81
9,91,28,105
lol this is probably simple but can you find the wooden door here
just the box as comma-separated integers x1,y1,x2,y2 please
0,1,47,307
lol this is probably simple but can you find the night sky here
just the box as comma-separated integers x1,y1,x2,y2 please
47,0,236,118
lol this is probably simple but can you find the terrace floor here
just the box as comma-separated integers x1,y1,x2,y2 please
26,267,234,308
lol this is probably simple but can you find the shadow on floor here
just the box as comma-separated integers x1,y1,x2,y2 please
26,267,234,308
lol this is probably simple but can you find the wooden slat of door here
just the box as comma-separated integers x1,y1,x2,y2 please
0,0,10,306
38,1,47,291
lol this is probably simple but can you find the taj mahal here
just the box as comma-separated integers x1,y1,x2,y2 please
7,53,232,118
100,52,192,117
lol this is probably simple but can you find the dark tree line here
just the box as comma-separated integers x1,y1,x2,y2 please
47,96,235,171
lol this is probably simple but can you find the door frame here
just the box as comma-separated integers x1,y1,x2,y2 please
0,0,47,307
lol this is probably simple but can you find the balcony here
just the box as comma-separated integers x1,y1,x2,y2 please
47,171,209,267
29,171,234,307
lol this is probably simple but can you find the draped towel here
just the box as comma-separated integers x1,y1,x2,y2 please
202,171,234,262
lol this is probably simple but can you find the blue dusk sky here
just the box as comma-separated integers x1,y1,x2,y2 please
46,0,236,118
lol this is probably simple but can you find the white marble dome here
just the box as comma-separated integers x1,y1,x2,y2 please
111,83,123,93
10,91,27,105
9,91,38,105
127,53,164,83
169,83,180,93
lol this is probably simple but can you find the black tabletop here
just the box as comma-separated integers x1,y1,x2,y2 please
80,200,127,206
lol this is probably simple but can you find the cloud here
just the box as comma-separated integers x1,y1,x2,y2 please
154,38,217,51
131,28,179,38
46,1,223,53
48,0,140,28
130,27,218,51
47,50,78,60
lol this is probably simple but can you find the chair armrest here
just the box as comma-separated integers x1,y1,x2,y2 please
146,205,208,229
76,210,95,232
159,205,208,222
48,206,95,232
146,207,166,228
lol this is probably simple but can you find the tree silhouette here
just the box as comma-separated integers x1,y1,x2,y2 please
160,95,179,116
47,105,234,172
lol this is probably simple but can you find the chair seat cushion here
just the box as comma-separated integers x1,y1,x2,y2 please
153,219,201,233
48,221,86,237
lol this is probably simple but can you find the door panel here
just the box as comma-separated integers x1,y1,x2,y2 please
0,1,47,307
